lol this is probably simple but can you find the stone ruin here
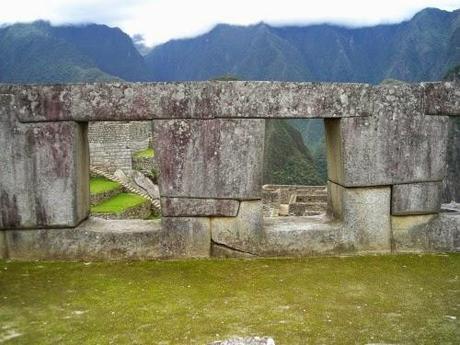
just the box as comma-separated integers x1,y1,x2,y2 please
262,185,328,217
0,81,459,260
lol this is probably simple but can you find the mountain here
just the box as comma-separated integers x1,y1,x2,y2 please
264,120,324,185
145,8,460,83
0,21,151,83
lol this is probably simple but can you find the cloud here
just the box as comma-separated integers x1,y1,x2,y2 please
0,0,458,46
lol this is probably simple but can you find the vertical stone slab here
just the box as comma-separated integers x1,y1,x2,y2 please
0,231,7,259
153,119,265,199
328,181,391,252
0,94,89,229
325,86,449,187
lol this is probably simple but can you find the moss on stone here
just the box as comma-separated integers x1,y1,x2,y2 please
134,147,155,159
89,176,121,195
90,193,147,214
0,254,459,344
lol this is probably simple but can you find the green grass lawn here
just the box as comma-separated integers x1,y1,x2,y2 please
134,147,155,159
90,193,147,214
0,254,459,344
89,176,121,195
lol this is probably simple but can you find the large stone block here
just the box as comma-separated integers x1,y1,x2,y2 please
0,95,89,229
13,82,373,122
392,182,442,215
154,119,264,199
261,216,340,256
391,215,436,252
4,218,164,260
161,198,239,217
427,213,460,252
160,217,211,258
211,201,264,254
328,181,391,252
325,85,449,186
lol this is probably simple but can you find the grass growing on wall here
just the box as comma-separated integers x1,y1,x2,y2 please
134,147,155,159
89,177,121,195
0,255,459,344
90,193,147,214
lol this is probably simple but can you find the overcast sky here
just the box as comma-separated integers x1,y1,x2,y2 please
0,0,459,46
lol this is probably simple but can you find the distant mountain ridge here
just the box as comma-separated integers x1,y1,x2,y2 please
0,21,151,83
145,7,460,83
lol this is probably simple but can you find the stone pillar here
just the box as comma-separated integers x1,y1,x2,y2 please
325,85,450,252
153,118,265,256
0,94,89,230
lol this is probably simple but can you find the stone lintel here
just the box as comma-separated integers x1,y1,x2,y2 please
392,182,442,215
12,82,374,122
161,197,240,217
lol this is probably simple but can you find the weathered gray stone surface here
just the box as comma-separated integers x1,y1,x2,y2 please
426,212,460,252
161,198,239,217
154,119,264,199
328,182,392,252
261,216,340,256
0,231,7,259
391,215,436,252
443,117,460,202
392,213,460,252
326,85,450,187
211,242,257,258
5,218,164,260
7,81,460,122
0,94,89,229
160,217,211,257
215,82,372,118
12,82,373,123
209,337,275,345
132,170,160,199
392,182,442,215
424,82,460,116
211,201,264,254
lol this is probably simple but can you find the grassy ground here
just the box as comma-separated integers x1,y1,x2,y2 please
90,193,147,214
134,147,155,159
0,254,459,344
89,176,121,195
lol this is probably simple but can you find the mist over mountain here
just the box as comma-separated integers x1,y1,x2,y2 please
145,8,459,83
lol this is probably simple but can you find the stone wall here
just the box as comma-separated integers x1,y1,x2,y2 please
0,81,459,260
88,121,152,172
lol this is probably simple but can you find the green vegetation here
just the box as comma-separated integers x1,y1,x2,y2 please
91,193,147,214
0,21,150,83
89,176,121,195
0,254,458,344
134,147,155,159
146,8,460,83
264,120,323,185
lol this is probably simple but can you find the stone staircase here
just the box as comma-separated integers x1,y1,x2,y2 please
262,185,328,217
288,188,328,216
90,166,161,212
